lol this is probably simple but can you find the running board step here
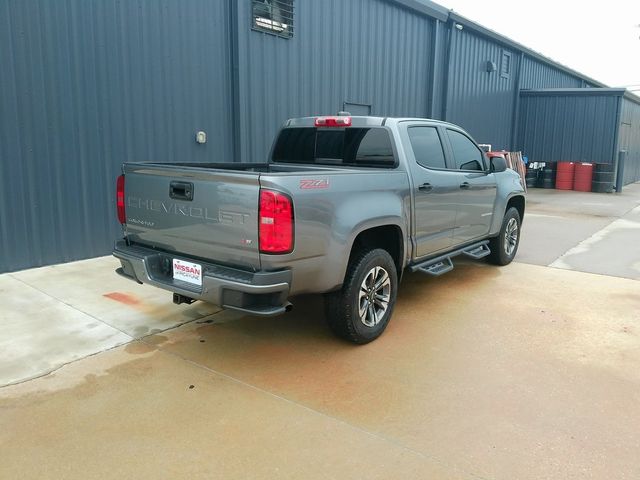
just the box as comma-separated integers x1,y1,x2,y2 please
416,258,453,276
410,240,491,277
462,243,491,260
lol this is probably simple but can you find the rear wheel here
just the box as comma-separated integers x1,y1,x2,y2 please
487,207,521,265
325,248,398,344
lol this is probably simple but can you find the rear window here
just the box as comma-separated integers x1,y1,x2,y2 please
272,127,396,168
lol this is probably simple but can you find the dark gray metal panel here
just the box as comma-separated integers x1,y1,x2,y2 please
520,57,583,89
448,11,605,89
618,98,640,185
445,28,519,150
517,93,619,164
235,0,435,163
430,18,449,120
0,0,234,272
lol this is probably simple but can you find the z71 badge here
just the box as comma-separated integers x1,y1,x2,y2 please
299,179,329,190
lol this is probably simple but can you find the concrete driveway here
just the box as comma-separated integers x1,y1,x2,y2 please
1,184,639,479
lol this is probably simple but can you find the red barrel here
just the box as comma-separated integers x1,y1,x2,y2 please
573,163,594,192
555,162,575,190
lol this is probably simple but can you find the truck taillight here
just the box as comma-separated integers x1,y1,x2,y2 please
116,174,126,224
315,116,351,127
259,189,294,254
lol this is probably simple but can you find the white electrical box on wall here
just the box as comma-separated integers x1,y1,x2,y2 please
195,131,207,144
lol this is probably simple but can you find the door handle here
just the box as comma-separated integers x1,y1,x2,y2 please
459,182,471,190
418,183,433,192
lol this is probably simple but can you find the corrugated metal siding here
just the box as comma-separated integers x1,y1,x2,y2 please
520,57,583,89
1,0,626,273
445,29,519,150
619,98,640,185
0,0,234,272
517,93,618,164
429,20,449,120
235,0,435,163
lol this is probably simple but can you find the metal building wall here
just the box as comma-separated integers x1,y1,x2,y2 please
234,0,436,163
619,97,640,185
517,91,619,164
520,57,583,89
0,0,235,272
444,28,520,150
1,0,623,273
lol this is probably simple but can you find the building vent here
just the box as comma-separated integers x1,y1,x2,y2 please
252,0,294,39
501,50,512,79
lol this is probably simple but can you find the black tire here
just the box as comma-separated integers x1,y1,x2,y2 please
487,207,521,266
324,248,398,344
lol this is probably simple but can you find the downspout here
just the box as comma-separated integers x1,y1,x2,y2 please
229,0,242,161
611,95,623,186
428,19,440,118
510,52,524,150
441,19,456,121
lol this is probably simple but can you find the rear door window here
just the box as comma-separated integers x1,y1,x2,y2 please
407,126,446,169
272,127,396,167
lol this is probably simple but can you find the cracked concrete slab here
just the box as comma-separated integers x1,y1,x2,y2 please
517,183,640,273
10,256,221,338
551,205,640,279
1,256,222,386
0,275,131,386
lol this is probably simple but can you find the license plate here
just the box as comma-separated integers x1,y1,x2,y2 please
172,259,202,286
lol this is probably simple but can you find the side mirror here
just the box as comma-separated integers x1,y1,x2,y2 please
490,156,507,173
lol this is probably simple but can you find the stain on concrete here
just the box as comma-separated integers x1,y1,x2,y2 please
143,334,169,346
124,342,157,355
0,347,460,480
103,291,141,306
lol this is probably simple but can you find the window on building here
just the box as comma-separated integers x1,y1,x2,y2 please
408,127,446,169
252,0,294,38
447,129,485,171
272,127,396,168
501,50,512,78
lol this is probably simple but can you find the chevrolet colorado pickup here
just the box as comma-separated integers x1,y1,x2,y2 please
114,115,525,343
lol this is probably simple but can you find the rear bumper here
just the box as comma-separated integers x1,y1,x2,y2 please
113,240,291,317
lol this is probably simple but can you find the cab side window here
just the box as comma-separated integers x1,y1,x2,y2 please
447,129,485,171
407,127,446,169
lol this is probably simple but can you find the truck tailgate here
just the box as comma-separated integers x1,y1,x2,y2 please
123,163,260,270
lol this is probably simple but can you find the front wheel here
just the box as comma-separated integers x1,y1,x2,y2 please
325,248,398,344
487,207,521,265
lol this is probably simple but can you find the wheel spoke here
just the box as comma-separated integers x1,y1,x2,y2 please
369,269,378,288
367,303,376,325
374,297,388,310
374,270,389,290
359,298,369,323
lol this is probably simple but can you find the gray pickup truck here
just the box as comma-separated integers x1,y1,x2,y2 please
114,115,525,343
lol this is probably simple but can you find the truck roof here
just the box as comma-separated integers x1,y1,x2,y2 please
285,116,462,129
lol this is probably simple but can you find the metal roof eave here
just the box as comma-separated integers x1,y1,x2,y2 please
623,90,640,106
519,88,640,105
389,0,608,89
391,0,449,22
520,88,627,97
447,11,607,88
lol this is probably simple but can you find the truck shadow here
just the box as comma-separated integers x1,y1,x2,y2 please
175,258,502,349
